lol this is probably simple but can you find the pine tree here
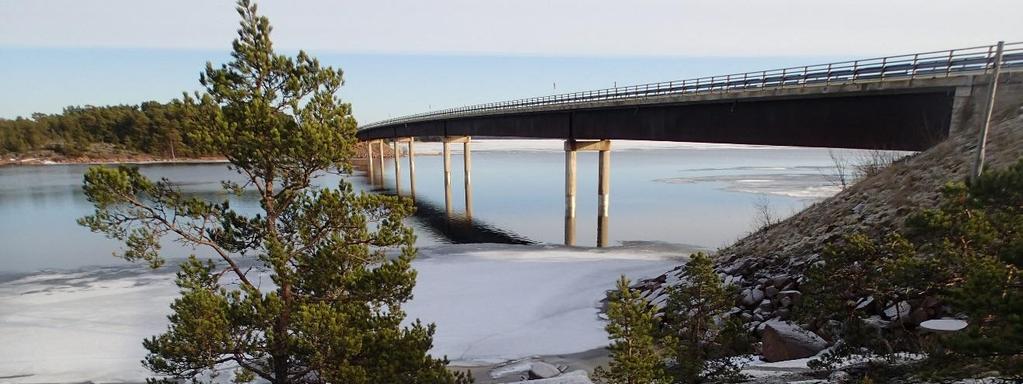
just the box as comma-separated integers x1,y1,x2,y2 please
901,160,1023,368
77,1,469,383
663,253,747,383
593,276,669,384
801,159,1023,376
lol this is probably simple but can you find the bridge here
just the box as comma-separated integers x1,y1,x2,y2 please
356,41,1023,247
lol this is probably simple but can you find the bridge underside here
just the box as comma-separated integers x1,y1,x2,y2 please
358,88,956,151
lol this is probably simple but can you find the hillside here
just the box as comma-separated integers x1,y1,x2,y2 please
629,76,1023,380
716,78,1023,276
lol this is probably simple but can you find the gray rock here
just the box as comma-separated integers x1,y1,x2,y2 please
765,286,780,298
760,320,828,362
852,202,866,214
528,361,561,380
779,296,793,308
884,301,911,321
758,299,774,311
862,315,892,330
779,290,802,304
829,370,853,383
725,306,743,318
741,288,765,307
516,370,593,384
854,296,875,310
721,259,750,275
775,308,791,319
771,275,791,289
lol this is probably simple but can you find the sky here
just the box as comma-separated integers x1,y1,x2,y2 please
1,0,1021,123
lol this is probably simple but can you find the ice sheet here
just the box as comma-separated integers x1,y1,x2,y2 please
0,244,683,382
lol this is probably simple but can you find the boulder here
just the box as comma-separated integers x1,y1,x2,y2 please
760,320,828,362
778,290,802,305
528,361,562,380
854,296,875,311
741,288,765,307
771,275,791,289
778,296,793,308
883,301,911,321
829,370,853,383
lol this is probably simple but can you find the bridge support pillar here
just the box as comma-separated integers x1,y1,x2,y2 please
442,136,471,217
443,141,451,216
392,140,402,195
597,147,611,247
565,148,577,245
407,138,416,200
564,139,612,247
367,140,375,184
463,137,473,220
377,140,385,185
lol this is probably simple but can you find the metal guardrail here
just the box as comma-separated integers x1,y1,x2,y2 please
360,41,1023,130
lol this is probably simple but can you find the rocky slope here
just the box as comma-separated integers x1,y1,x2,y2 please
632,78,1023,373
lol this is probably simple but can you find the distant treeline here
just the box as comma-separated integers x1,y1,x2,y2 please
0,101,214,158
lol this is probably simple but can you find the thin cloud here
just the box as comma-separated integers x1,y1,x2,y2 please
1,0,1020,57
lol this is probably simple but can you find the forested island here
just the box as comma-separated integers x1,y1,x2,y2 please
0,101,217,164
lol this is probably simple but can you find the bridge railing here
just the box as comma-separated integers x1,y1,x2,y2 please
361,41,1023,130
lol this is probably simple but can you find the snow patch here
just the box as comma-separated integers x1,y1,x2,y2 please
920,318,968,332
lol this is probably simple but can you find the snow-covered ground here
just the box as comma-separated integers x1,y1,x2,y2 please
408,244,685,364
0,243,684,382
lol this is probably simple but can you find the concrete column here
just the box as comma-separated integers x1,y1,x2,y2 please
564,144,577,246
597,148,611,247
407,138,416,200
392,140,401,195
377,140,385,185
443,140,452,216
367,140,375,183
463,138,473,220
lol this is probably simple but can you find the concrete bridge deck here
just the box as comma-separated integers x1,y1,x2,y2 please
357,42,1022,151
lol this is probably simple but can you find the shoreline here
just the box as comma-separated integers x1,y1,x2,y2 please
0,156,229,167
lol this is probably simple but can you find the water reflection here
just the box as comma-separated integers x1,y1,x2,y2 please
354,163,531,245
2,144,876,272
